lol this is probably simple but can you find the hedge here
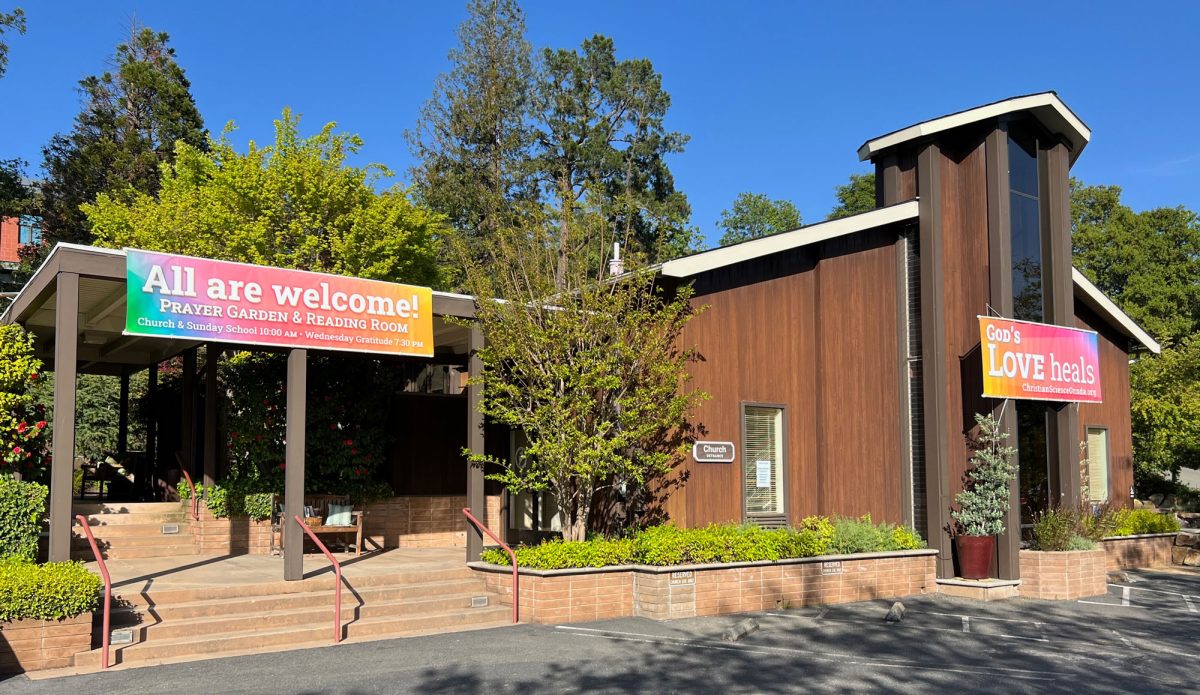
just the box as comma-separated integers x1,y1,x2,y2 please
0,559,102,622
481,517,926,570
0,477,47,562
1112,509,1181,536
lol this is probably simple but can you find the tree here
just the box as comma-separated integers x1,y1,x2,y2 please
534,34,696,275
40,26,206,247
83,110,443,287
828,172,876,219
456,212,706,542
407,0,536,275
0,158,33,218
0,7,24,79
1071,179,1200,484
715,192,801,246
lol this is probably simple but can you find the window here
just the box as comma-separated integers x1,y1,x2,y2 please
17,215,42,246
1017,401,1051,531
1008,134,1043,322
1087,427,1110,503
742,405,784,516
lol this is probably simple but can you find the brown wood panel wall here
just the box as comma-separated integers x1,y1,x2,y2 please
1075,303,1135,507
675,228,903,527
937,136,992,492
387,394,468,495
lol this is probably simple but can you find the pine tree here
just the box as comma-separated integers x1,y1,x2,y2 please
39,25,206,247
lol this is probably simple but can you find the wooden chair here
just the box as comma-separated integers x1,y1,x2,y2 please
273,493,364,556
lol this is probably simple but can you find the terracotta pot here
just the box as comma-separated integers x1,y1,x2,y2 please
955,535,994,579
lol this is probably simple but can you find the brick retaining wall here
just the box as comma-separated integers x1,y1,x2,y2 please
474,550,937,624
190,506,274,555
1018,549,1107,600
0,613,92,673
1100,534,1176,571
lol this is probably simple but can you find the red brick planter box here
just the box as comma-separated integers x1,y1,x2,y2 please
471,549,937,624
0,612,93,673
1099,533,1176,571
1018,549,1107,600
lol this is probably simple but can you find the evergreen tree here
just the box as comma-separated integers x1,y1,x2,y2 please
0,7,25,79
407,0,536,275
40,25,206,247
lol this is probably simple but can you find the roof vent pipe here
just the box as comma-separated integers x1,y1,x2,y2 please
608,242,623,276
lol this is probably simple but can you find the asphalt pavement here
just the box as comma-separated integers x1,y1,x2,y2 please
3,567,1196,694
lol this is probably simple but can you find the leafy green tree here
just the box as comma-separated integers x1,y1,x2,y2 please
0,158,33,218
407,0,536,275
0,7,24,79
715,192,801,245
534,34,696,275
83,110,443,287
40,26,206,247
1071,179,1200,484
828,172,876,219
456,211,706,541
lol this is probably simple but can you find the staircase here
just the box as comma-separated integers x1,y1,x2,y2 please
73,565,511,668
72,502,200,560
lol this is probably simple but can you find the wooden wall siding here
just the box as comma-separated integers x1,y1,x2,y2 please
937,137,992,492
1075,302,1135,507
676,228,903,527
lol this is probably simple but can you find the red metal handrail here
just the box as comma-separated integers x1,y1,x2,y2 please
293,515,342,643
179,468,199,521
73,514,112,669
462,507,519,623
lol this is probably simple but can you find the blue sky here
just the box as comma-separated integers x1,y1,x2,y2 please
2,1,1197,247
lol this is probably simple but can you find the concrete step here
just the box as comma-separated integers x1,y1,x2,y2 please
76,513,189,527
128,592,494,640
111,567,476,606
74,502,187,515
111,578,488,621
74,605,513,666
73,544,200,560
73,522,191,538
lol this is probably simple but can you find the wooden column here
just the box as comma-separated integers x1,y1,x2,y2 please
48,272,79,563
147,364,158,487
203,345,218,488
284,348,307,581
117,369,129,457
917,143,953,579
985,124,1021,580
466,327,485,562
181,348,197,478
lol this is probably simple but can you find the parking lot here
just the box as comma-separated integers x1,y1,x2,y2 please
5,567,1197,694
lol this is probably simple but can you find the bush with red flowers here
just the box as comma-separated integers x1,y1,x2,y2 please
0,326,51,478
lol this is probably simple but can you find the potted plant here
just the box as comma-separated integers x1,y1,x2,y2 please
951,412,1017,579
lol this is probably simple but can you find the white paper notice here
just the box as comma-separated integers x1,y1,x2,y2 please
756,460,772,488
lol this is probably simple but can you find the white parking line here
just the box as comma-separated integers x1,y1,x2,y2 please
961,616,970,633
1109,582,1200,600
1076,600,1196,615
762,611,1049,643
1121,586,1131,606
1185,596,1197,613
921,610,1040,625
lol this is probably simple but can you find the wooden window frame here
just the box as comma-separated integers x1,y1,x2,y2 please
739,402,788,523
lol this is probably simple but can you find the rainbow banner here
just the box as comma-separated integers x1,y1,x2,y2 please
125,249,434,357
978,316,1102,403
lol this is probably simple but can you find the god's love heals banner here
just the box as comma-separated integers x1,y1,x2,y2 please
124,249,434,357
978,316,1102,403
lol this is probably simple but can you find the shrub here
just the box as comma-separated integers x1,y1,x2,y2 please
1065,535,1096,551
0,559,102,621
481,518,923,569
952,413,1017,537
0,477,47,561
1112,509,1181,536
1031,507,1078,551
1077,503,1122,541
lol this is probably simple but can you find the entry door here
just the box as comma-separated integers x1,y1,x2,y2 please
742,404,787,528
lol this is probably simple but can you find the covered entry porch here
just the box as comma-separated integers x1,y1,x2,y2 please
0,243,495,575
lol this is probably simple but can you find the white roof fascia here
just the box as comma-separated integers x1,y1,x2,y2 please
858,93,1091,162
1072,268,1160,354
660,200,919,279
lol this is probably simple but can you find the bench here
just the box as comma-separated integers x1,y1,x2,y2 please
273,494,364,556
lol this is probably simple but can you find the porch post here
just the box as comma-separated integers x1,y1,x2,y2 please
466,327,485,562
203,345,218,488
284,348,307,581
147,364,158,488
48,272,79,562
117,368,129,457
181,348,197,477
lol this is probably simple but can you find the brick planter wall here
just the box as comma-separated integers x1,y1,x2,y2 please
190,506,274,555
1019,549,1107,600
1100,534,1176,571
362,495,503,550
0,613,93,673
473,550,937,624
